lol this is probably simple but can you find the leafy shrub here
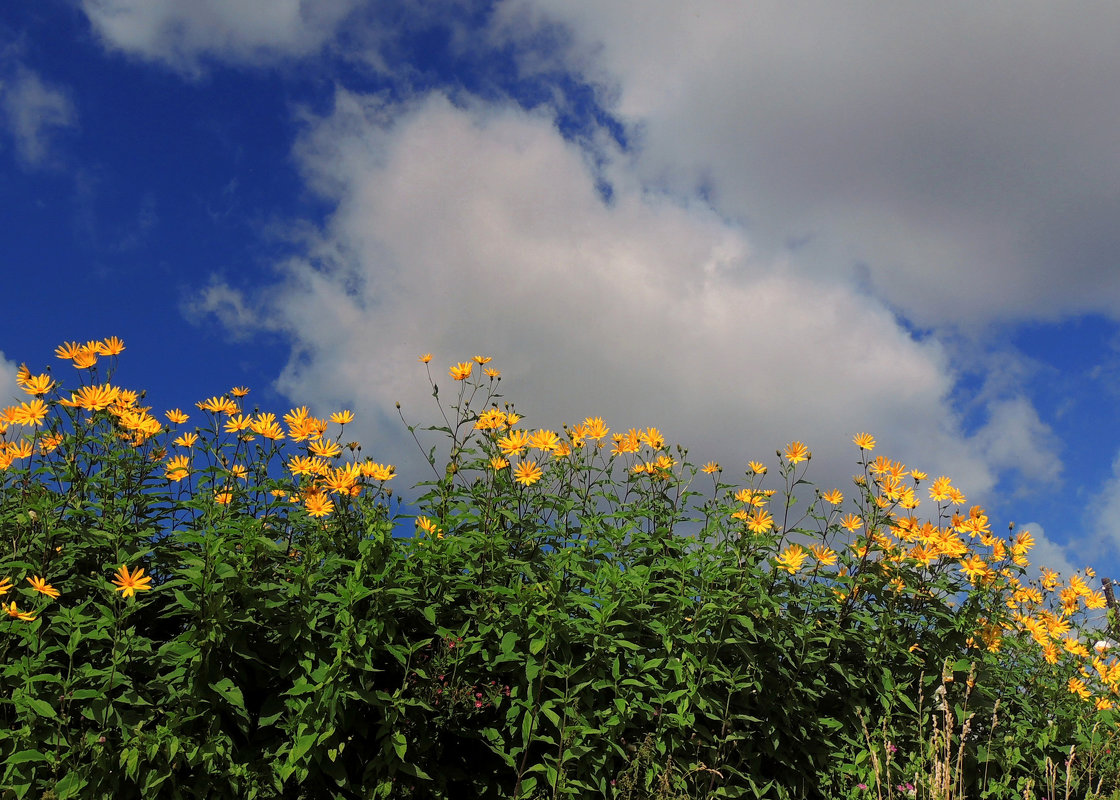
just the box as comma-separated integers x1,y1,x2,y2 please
0,341,1116,798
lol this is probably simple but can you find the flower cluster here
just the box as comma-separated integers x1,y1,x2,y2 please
0,338,397,631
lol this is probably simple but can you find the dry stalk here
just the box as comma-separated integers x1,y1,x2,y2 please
858,707,884,800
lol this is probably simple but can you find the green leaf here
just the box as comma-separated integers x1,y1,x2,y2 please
53,772,89,800
290,732,318,763
3,750,48,766
209,677,246,712
17,696,56,718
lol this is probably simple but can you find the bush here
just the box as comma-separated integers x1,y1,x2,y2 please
0,341,1116,798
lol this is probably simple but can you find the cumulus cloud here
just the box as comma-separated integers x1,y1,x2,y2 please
0,66,76,167
183,278,262,337
0,351,21,409
1018,522,1080,583
191,89,1063,506
491,1,1120,328
1086,451,1120,564
80,0,362,73
970,397,1063,491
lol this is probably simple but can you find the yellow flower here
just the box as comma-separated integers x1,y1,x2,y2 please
63,383,120,411
852,432,876,450
173,432,199,448
1062,636,1090,658
252,416,285,441
748,460,767,475
928,476,953,502
1086,591,1107,610
165,454,190,481
641,427,665,450
4,601,35,622
165,409,189,424
223,414,253,433
514,460,543,486
1096,697,1115,711
330,410,354,425
449,362,473,381
1068,678,1091,701
289,455,328,477
821,489,843,505
6,441,32,460
583,417,609,440
55,341,85,360
323,466,358,495
111,565,153,598
611,429,642,455
360,461,396,481
419,353,433,363
19,373,55,396
910,470,927,482
474,408,506,430
484,367,501,379
498,430,531,456
1069,574,1091,598
304,492,333,518
960,555,992,584
528,429,561,452
230,386,250,397
27,576,60,599
416,516,441,537
810,545,838,567
196,396,239,415
700,461,720,474
490,456,509,471
784,441,810,464
775,544,809,574
472,355,492,365
96,336,126,356
745,509,774,535
71,348,98,369
0,577,10,595
308,438,342,459
215,491,233,505
9,400,48,427
839,513,863,533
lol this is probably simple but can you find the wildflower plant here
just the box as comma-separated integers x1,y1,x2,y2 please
0,341,1117,799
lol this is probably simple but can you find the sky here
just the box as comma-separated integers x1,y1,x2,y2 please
3,1,1120,580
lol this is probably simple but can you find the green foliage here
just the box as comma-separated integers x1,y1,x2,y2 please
0,345,1116,798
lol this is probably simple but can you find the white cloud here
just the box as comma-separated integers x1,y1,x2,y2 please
1018,522,1080,583
1086,451,1120,566
0,66,76,167
194,89,1064,509
80,0,362,73
970,396,1063,490
491,2,1120,328
183,278,262,337
0,351,19,408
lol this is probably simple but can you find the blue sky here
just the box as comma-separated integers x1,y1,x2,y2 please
4,1,1120,580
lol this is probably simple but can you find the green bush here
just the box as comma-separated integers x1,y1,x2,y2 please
0,341,1116,799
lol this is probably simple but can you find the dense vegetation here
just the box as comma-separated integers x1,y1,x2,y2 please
1,340,1118,798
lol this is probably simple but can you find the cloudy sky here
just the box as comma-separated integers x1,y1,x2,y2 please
3,1,1120,578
